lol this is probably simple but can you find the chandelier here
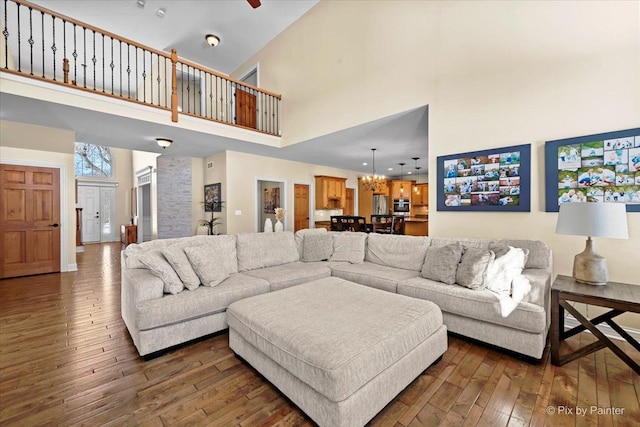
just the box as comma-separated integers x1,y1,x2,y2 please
361,148,387,192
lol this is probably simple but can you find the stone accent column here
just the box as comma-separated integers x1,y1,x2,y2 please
157,156,193,238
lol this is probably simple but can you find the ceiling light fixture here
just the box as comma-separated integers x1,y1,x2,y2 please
205,34,220,47
156,138,172,149
399,162,406,194
136,0,145,8
156,8,166,17
361,148,387,192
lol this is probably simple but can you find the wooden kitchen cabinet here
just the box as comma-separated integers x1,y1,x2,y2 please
412,184,429,206
389,180,415,200
315,175,347,209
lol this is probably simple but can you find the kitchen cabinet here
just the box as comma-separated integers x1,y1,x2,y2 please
389,180,415,200
412,184,429,206
315,176,347,209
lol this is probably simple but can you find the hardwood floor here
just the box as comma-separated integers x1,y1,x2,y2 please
1,243,638,426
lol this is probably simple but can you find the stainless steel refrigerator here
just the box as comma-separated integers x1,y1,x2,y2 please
373,195,388,215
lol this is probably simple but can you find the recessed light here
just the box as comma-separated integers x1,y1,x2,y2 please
205,34,220,47
362,162,368,166
156,8,166,17
388,167,393,171
407,171,412,174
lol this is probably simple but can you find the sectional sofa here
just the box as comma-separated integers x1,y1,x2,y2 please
120,229,552,360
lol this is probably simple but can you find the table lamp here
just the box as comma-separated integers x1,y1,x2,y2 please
555,202,629,285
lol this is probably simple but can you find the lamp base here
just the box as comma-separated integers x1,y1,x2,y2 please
572,237,608,286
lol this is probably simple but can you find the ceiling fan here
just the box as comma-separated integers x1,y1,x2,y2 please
247,0,261,8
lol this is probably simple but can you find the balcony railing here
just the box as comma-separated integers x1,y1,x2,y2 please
0,0,281,136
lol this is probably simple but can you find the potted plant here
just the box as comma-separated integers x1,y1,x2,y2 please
200,200,225,235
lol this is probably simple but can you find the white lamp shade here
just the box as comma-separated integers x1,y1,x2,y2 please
556,202,629,239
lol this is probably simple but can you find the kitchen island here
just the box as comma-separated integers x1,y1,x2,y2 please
404,218,428,236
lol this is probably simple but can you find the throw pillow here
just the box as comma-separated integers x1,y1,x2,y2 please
329,232,367,264
420,242,465,285
486,245,529,296
184,245,230,287
302,234,333,262
162,245,201,290
456,247,495,290
138,250,184,295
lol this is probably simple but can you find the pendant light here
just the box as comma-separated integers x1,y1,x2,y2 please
412,157,421,194
399,162,406,194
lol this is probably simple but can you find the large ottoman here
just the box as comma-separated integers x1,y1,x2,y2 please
227,276,447,427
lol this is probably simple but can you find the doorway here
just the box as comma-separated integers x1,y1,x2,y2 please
236,66,258,130
0,164,61,278
77,183,117,243
256,178,285,232
294,184,310,231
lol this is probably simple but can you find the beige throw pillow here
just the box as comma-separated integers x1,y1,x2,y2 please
138,250,184,295
184,245,230,287
420,242,465,285
162,245,201,290
329,232,367,264
456,247,495,290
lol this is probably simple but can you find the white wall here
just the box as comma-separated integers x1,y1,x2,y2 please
223,150,360,234
234,0,640,329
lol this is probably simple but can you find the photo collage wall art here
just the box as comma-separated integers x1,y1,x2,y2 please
554,132,640,206
437,144,531,212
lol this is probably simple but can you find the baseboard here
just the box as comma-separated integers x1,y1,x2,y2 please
64,263,78,272
564,315,640,343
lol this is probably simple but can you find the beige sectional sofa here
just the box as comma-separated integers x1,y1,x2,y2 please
121,229,552,359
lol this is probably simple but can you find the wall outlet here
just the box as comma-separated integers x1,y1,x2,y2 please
235,210,242,216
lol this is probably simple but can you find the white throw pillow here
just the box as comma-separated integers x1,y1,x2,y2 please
184,245,230,287
162,245,201,290
486,245,529,296
138,250,184,295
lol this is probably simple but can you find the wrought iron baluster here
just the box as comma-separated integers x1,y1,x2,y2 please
110,37,114,94
101,34,105,92
51,15,56,80
28,7,33,75
16,1,20,71
126,43,130,98
135,46,138,101
40,11,44,77
72,23,77,85
119,40,122,96
150,52,153,104
142,49,146,102
180,62,184,112
63,19,67,83
92,30,96,90
156,54,160,106
83,26,86,87
2,0,8,69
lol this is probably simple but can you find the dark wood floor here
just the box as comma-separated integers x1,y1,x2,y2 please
1,243,638,426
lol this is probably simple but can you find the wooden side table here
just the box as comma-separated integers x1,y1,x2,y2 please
550,274,640,374
120,224,137,248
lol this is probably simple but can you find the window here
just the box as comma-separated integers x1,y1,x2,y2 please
74,143,113,178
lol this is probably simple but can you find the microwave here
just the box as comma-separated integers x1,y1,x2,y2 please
393,198,410,213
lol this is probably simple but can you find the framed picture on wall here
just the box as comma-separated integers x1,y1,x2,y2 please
544,127,640,212
264,187,280,213
204,183,221,212
437,143,531,212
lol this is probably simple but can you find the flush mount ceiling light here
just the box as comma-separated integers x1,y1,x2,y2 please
156,8,166,17
156,138,172,149
136,0,145,8
205,34,220,47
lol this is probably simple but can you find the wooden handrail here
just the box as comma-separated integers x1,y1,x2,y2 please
176,56,282,100
11,0,171,60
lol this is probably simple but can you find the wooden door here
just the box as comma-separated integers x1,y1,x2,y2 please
235,88,257,129
294,184,309,231
344,188,355,216
0,164,61,278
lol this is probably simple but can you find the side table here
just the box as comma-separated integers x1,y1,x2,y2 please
551,274,640,374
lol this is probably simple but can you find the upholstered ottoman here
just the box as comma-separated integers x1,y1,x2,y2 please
227,276,447,427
